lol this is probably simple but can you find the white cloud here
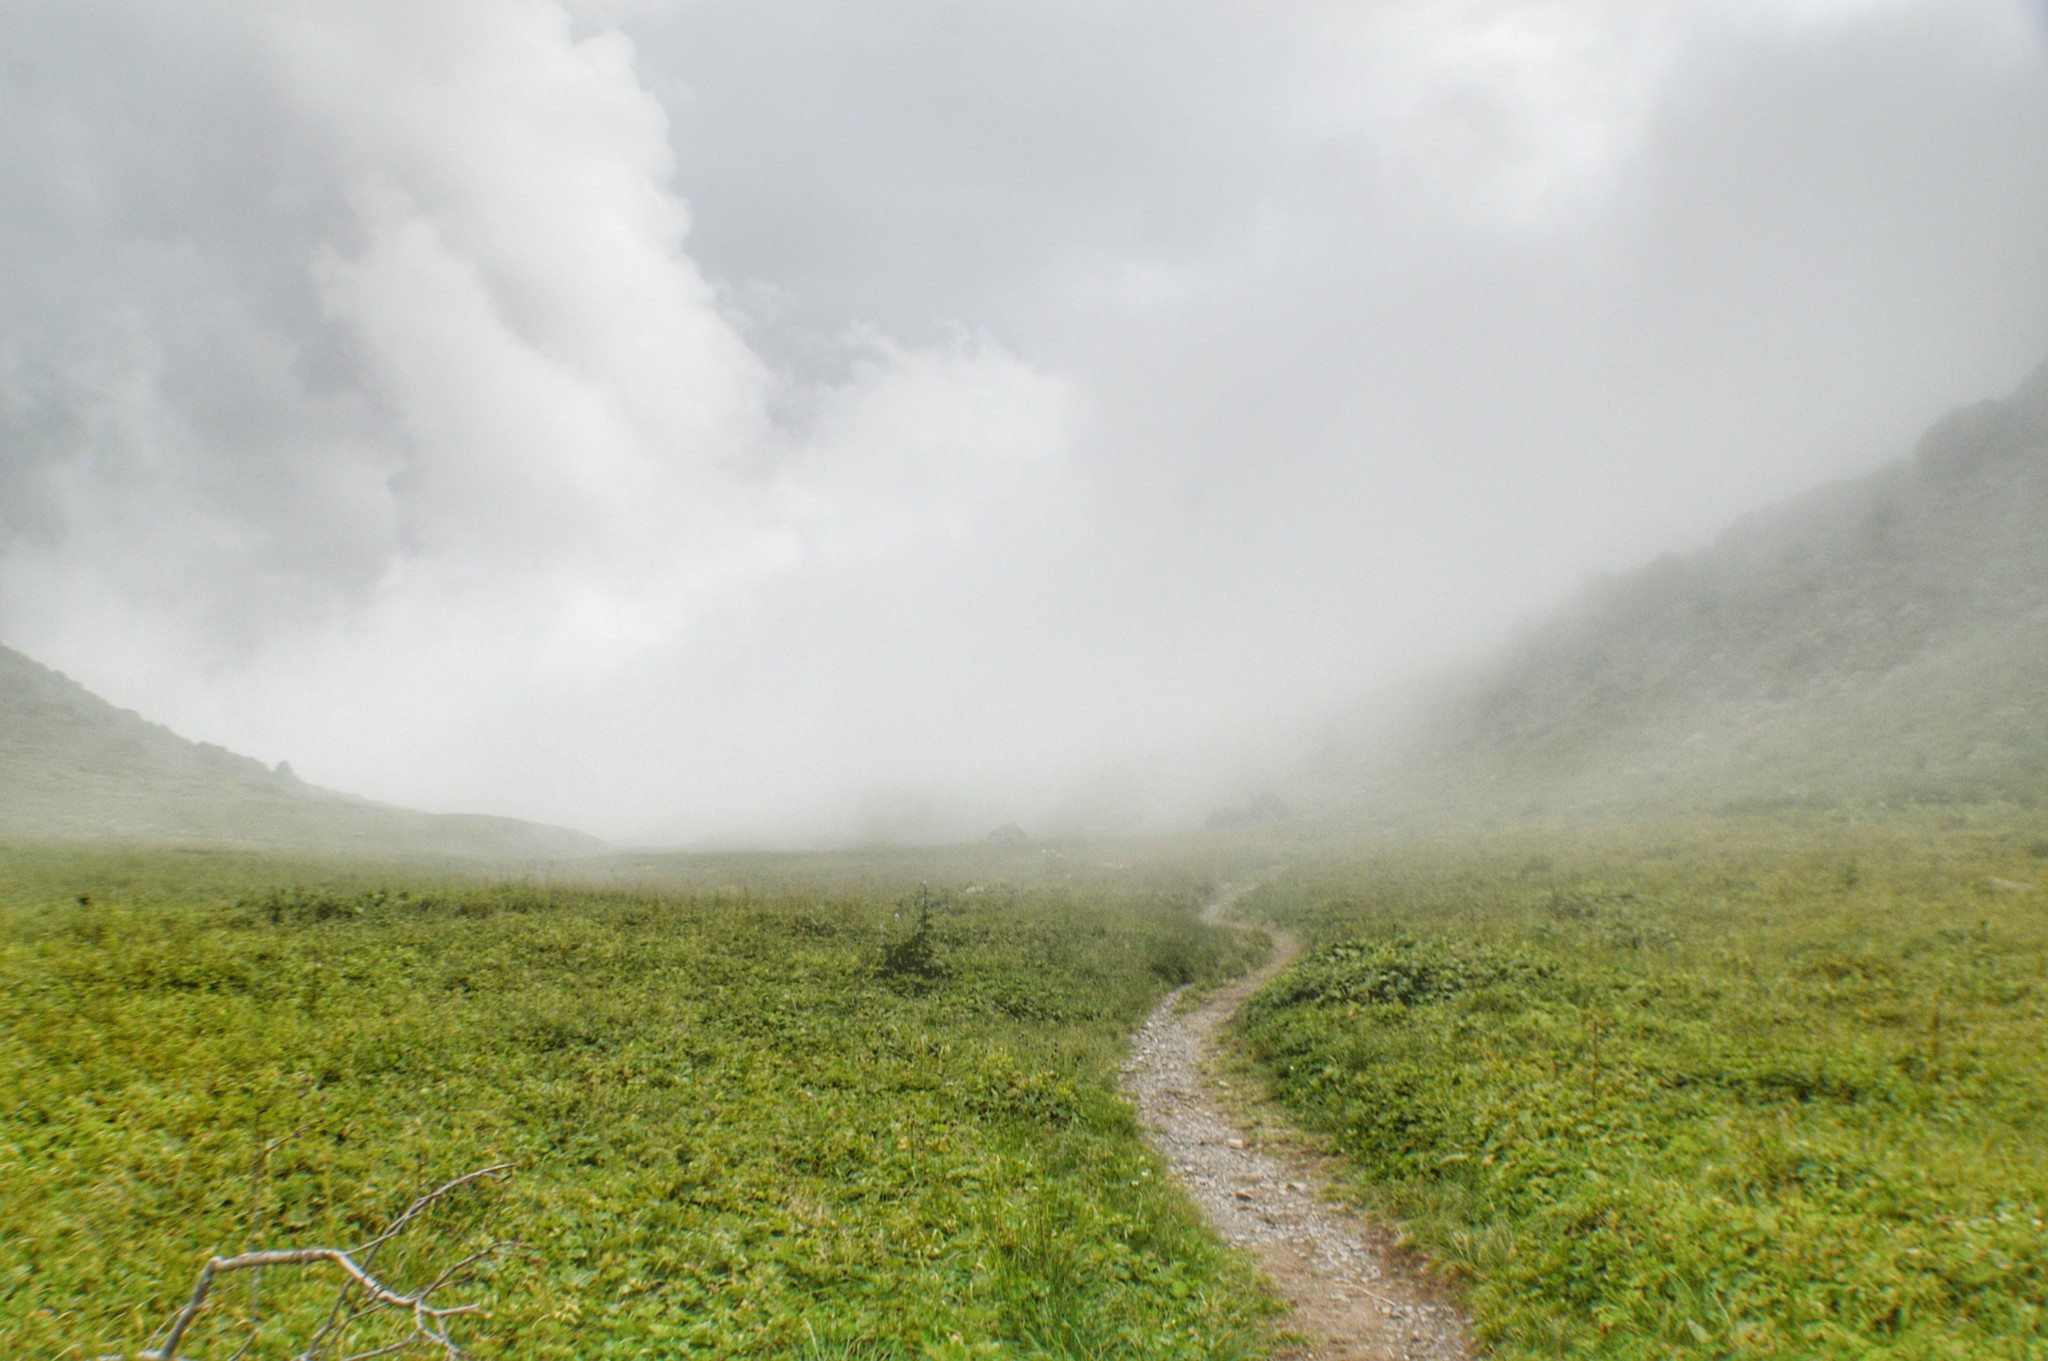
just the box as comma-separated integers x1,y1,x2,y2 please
0,0,2041,842
1,0,1068,788
1287,0,2008,230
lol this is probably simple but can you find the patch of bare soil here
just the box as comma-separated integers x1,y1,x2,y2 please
1122,888,1474,1361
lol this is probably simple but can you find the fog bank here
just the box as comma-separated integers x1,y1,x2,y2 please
2,0,2044,843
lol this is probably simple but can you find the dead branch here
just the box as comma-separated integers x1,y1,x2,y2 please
353,1165,512,1264
101,1164,514,1361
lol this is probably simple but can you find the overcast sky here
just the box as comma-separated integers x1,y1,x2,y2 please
3,0,2045,843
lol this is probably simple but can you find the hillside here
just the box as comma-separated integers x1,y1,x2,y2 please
1358,360,2048,816
0,645,606,858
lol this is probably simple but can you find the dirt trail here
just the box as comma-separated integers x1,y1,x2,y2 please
1121,886,1473,1361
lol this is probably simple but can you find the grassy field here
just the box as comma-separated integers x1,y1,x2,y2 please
0,843,1275,1360
1233,809,2048,1360
15,812,2044,1361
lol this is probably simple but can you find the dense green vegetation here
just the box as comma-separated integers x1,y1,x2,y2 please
1,844,1274,1359
1334,361,2048,821
1234,810,2048,1360
16,810,2048,1360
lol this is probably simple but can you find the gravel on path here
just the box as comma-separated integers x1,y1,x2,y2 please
1121,886,1474,1361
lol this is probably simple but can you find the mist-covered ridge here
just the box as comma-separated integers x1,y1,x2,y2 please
0,644,605,858
1355,360,2048,815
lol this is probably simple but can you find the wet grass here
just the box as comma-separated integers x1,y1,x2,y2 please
1,844,1275,1359
1235,809,2048,1360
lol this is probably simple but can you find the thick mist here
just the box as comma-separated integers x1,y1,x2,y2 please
2,0,2045,844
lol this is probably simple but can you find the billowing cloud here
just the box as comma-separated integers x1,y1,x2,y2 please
0,0,1070,838
1,0,2043,842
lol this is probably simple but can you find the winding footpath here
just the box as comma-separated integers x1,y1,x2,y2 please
1121,887,1473,1361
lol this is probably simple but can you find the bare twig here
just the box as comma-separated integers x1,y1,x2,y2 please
102,1165,514,1361
355,1165,512,1264
302,1165,513,1359
146,1248,482,1360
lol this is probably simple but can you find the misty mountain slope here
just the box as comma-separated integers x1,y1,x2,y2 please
0,645,606,858
1369,361,2048,814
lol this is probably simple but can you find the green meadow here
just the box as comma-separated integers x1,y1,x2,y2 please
1234,809,2048,1360
0,845,1274,1360
10,810,2048,1361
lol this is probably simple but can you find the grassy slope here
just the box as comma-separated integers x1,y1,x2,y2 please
0,844,1276,1360
0,645,605,858
1232,810,2048,1360
1339,361,2048,817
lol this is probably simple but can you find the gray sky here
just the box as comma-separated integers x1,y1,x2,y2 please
3,0,2045,843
